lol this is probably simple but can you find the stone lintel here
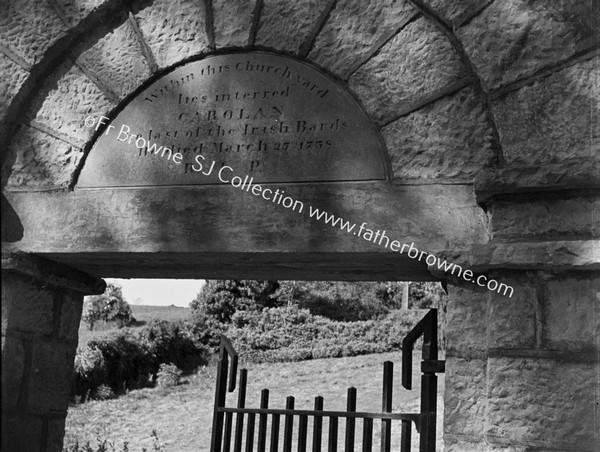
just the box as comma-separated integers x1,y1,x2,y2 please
474,159,600,204
431,240,600,277
1,252,105,295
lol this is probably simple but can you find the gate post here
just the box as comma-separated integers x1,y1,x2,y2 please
1,253,105,452
402,309,445,452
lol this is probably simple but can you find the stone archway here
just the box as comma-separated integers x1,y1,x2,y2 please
2,1,599,451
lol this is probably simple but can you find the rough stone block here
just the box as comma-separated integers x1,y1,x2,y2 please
544,276,600,353
6,125,83,189
53,0,106,27
255,0,329,54
58,291,84,342
486,357,599,449
0,0,67,68
1,274,54,335
444,356,487,438
25,60,115,146
491,197,600,240
73,18,152,100
427,0,493,28
458,0,598,90
349,17,466,125
1,336,25,409
488,276,536,349
0,54,29,120
1,413,43,452
445,285,488,354
28,341,76,412
213,0,255,48
493,57,600,166
309,0,417,78
444,437,526,452
135,0,210,70
382,86,494,182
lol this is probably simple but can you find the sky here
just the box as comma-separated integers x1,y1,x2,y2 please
106,278,205,307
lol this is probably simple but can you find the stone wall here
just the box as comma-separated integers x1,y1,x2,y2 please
1,254,105,452
444,273,599,451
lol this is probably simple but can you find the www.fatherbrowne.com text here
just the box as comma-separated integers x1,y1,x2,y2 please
84,115,514,298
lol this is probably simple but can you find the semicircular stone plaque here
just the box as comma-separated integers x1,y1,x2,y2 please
78,52,387,188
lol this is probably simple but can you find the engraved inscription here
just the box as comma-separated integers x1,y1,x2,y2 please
78,52,387,188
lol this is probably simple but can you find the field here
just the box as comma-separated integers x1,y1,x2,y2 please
77,304,190,345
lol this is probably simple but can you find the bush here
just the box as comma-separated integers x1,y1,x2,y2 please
138,320,208,373
94,384,116,400
227,307,420,363
298,293,388,322
190,280,281,327
72,321,208,401
82,283,134,330
156,363,183,388
73,331,155,401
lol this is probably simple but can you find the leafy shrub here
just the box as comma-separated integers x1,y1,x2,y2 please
138,320,207,373
73,321,208,401
227,307,420,363
297,293,388,322
82,283,134,330
190,280,281,327
187,310,226,348
409,282,446,309
73,331,155,401
93,384,116,400
156,363,183,388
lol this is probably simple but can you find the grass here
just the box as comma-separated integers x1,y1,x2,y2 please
77,305,190,345
64,351,444,451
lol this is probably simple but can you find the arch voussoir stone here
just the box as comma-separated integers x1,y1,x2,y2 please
348,16,468,126
383,85,495,183
456,0,599,91
6,60,115,189
255,0,334,55
308,0,418,79
69,13,153,101
212,0,257,48
132,0,211,70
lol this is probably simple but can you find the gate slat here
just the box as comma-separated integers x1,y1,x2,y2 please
328,417,338,452
257,390,269,452
400,419,411,452
283,397,295,452
362,418,373,452
344,388,356,452
223,412,233,452
234,369,248,452
298,415,308,452
380,361,393,452
312,396,324,452
246,413,256,452
270,414,280,452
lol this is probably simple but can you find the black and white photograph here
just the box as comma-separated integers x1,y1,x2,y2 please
1,0,598,451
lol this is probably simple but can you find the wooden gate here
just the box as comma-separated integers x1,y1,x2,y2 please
210,309,445,451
